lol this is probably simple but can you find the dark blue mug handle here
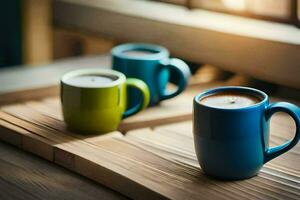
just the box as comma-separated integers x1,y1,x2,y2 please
159,58,191,100
264,102,300,163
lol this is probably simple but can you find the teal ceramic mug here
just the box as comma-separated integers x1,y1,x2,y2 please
112,43,191,106
61,69,150,134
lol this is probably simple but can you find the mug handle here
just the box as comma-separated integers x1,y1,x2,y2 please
263,102,300,163
122,78,150,119
159,58,191,101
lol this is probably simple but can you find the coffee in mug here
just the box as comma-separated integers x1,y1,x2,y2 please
193,86,300,180
63,75,115,88
122,50,156,57
199,91,262,109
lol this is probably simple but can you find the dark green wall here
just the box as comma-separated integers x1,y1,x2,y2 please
0,0,22,67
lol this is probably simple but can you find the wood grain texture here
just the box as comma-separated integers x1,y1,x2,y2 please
0,141,126,200
0,93,299,199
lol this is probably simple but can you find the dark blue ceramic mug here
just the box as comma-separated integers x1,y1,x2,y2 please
193,86,300,180
111,43,191,106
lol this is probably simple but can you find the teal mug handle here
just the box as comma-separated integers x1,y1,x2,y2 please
159,58,191,100
264,102,300,163
122,78,150,118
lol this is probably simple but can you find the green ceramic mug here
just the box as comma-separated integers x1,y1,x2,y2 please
61,69,150,134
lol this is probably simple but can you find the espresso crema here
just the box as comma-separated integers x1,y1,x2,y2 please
199,92,262,109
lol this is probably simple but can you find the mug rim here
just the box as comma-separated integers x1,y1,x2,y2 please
194,86,268,111
111,43,169,60
61,68,126,89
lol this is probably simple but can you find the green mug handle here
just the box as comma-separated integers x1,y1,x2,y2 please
122,78,150,118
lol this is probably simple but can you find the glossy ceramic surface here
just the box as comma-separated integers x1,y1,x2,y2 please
193,86,300,180
61,69,150,134
112,43,191,106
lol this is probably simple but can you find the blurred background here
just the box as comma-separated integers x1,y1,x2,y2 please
0,0,115,67
1,0,300,98
1,0,299,66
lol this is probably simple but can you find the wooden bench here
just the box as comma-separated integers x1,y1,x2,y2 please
0,55,299,200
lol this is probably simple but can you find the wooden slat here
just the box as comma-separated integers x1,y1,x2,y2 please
0,154,123,200
0,139,126,199
0,176,41,200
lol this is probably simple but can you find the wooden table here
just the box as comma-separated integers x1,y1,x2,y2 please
0,56,126,200
0,55,299,200
0,141,126,200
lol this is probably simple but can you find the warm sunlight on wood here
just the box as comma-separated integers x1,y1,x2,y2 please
222,0,246,11
193,0,291,19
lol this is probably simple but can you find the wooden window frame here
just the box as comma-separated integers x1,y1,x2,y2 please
292,0,300,27
54,0,300,89
160,0,299,26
